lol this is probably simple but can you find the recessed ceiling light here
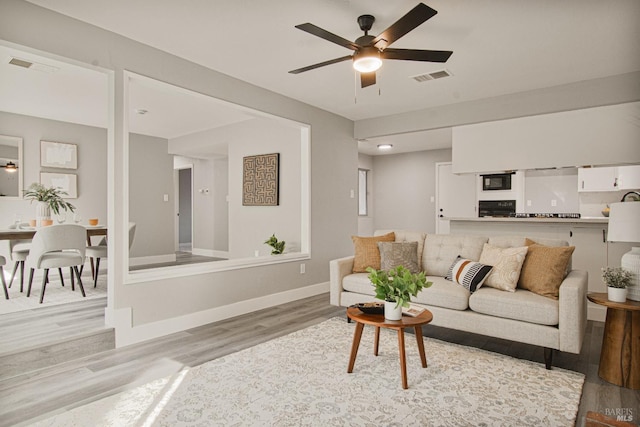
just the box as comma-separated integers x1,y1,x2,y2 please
377,144,393,150
135,109,148,115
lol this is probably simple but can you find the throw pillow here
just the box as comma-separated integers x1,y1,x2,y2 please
479,243,529,292
351,232,395,273
518,239,575,299
378,241,420,273
445,256,493,293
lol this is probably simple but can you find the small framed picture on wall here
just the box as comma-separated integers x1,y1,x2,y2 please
41,140,78,169
40,172,78,198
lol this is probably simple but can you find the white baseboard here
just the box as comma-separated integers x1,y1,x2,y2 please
129,254,176,267
112,281,330,347
192,248,228,258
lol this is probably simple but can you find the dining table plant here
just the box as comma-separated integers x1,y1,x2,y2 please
24,183,75,226
367,265,432,320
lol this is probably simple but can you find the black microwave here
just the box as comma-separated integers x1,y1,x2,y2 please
481,173,513,191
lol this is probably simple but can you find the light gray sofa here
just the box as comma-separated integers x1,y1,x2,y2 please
330,230,588,369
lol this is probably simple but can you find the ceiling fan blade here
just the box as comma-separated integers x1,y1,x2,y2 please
295,23,360,51
381,48,452,63
372,3,438,50
289,55,353,74
360,72,376,88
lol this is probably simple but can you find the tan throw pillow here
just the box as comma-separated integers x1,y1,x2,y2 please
518,239,575,299
378,241,420,273
351,232,395,273
479,243,529,292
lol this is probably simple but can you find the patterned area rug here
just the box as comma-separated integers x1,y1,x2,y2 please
31,317,585,426
0,272,106,314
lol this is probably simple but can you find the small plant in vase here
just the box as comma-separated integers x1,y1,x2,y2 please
602,267,632,303
367,265,432,320
264,233,285,255
24,183,75,226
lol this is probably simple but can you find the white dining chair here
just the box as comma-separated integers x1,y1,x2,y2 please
86,222,135,288
25,224,87,304
1,255,8,299
8,238,31,292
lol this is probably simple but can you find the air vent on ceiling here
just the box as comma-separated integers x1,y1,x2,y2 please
410,69,452,83
8,56,59,73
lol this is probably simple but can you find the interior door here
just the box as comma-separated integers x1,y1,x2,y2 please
177,167,193,252
436,162,477,234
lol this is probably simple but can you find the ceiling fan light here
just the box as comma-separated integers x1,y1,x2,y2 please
353,47,382,73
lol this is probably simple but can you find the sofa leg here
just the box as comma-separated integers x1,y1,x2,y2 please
544,348,553,370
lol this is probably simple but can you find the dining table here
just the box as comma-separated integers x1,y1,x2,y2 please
0,224,108,279
0,224,107,245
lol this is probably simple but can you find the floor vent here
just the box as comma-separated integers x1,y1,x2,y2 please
410,69,452,82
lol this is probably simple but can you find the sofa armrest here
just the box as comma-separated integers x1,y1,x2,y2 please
558,269,588,353
329,256,354,306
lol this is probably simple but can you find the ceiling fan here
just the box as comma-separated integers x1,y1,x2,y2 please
288,3,453,88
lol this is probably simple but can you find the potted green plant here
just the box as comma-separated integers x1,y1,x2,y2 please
264,233,285,255
24,183,75,226
602,267,631,303
367,265,432,320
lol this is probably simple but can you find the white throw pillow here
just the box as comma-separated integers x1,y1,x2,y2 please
479,243,529,292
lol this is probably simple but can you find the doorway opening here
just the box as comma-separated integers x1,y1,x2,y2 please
177,166,193,253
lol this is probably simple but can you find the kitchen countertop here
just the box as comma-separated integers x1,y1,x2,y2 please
447,216,609,224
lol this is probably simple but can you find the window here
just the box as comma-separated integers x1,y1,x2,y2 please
358,169,368,216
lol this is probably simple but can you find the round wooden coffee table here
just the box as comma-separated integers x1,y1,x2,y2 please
587,292,640,389
346,306,433,389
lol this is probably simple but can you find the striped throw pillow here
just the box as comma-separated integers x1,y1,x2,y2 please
445,256,493,293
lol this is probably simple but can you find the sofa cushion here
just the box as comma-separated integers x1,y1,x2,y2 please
351,232,395,273
423,234,488,276
479,243,529,292
518,239,575,300
342,273,376,296
375,230,427,266
444,256,493,293
412,276,469,311
469,287,559,326
488,235,572,271
378,241,420,273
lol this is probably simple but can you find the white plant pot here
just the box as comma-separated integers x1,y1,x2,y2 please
384,301,403,320
607,287,627,303
36,201,51,226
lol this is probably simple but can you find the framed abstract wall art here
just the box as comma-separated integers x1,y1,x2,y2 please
242,153,279,206
40,172,78,198
41,140,78,169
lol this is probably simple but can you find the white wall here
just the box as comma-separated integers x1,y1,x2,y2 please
227,118,301,258
128,133,175,260
371,149,452,233
0,0,356,344
452,102,640,173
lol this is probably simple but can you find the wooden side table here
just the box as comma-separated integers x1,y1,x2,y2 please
587,293,640,390
346,306,433,389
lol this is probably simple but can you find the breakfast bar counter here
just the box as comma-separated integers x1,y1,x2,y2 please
447,216,609,224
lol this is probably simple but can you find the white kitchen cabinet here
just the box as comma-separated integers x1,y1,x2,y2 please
578,165,640,192
578,167,618,192
617,165,640,190
569,226,608,322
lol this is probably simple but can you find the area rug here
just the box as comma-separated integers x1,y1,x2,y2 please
30,317,585,426
0,273,106,314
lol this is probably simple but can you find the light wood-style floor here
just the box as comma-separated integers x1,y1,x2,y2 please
0,293,638,426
